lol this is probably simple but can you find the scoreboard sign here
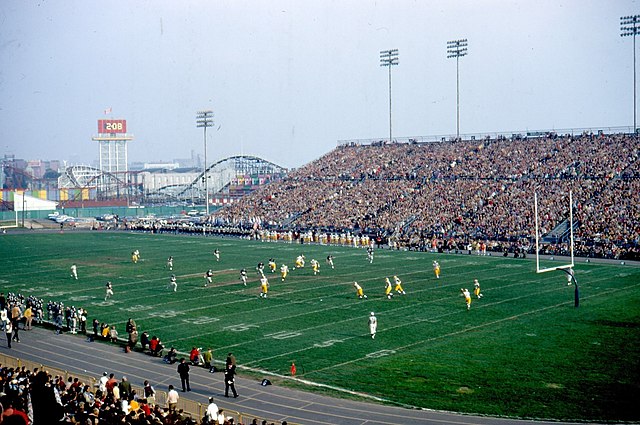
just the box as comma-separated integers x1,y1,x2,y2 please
98,119,127,134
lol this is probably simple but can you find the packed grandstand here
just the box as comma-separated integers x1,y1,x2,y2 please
126,132,639,261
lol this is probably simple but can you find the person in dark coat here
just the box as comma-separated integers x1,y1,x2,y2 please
177,358,191,392
224,362,238,398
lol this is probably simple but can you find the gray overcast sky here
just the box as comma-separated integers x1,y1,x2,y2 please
0,0,637,169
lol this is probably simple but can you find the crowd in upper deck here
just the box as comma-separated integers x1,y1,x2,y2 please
212,132,639,260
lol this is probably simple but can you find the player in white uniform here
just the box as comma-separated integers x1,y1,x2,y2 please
240,268,248,286
367,247,374,264
566,267,574,285
326,255,335,269
213,249,220,262
168,275,177,292
105,281,114,301
166,256,174,271
368,312,378,339
204,270,213,287
70,264,78,280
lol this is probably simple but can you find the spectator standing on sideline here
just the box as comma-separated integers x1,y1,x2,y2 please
119,376,132,400
177,358,191,392
203,347,214,371
5,320,13,348
143,380,156,406
92,318,100,337
226,352,236,368
205,397,219,423
23,305,33,330
166,384,179,412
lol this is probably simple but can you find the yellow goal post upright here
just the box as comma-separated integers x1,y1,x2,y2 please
534,190,579,307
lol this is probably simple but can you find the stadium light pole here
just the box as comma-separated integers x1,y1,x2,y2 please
380,49,399,143
447,39,468,139
621,15,640,135
196,110,214,215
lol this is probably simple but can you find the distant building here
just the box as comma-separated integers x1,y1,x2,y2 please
143,162,180,170
136,167,201,194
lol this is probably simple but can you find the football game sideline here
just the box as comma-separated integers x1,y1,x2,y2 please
2,232,639,420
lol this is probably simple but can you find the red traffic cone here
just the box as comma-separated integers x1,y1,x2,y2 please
290,362,297,376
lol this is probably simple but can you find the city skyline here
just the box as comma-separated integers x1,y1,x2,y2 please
0,0,637,170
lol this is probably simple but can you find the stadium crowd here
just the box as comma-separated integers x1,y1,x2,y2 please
0,294,288,425
210,132,639,260
0,363,288,425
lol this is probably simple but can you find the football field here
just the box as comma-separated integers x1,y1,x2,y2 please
2,231,639,421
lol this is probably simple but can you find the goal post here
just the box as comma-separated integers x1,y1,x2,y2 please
534,190,575,273
534,190,579,307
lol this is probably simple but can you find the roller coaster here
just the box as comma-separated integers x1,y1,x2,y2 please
1,155,287,206
148,155,287,203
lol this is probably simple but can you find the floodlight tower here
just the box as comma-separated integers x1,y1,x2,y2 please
621,15,640,134
196,110,214,215
447,39,468,139
380,49,399,143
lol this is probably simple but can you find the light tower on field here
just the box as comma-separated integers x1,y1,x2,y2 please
621,15,640,134
380,49,399,144
447,39,468,139
196,110,214,215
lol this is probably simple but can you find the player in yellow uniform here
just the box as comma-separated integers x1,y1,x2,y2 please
259,276,269,298
280,264,289,282
384,278,393,299
310,259,320,275
354,282,367,299
268,258,277,273
393,275,406,295
461,288,471,310
294,255,305,269
131,250,140,264
473,279,483,298
433,260,441,279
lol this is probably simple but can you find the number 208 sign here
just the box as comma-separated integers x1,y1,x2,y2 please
98,119,127,134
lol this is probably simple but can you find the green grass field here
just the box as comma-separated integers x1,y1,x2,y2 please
2,231,639,421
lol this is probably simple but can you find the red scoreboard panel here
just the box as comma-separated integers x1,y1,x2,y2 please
98,119,127,134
